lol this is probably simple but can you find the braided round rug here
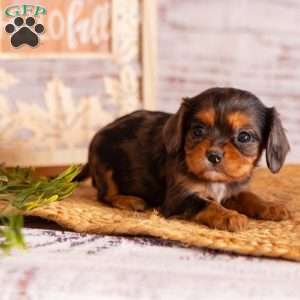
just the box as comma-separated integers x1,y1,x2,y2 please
3,165,300,261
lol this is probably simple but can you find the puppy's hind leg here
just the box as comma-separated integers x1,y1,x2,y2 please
97,169,146,212
109,195,146,211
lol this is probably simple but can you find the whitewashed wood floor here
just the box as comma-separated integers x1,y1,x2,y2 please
0,228,299,300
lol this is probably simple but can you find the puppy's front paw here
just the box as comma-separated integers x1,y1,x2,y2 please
223,193,292,222
256,203,291,221
193,203,249,232
212,211,249,232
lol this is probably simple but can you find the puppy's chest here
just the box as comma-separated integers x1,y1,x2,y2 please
207,183,227,202
187,181,230,203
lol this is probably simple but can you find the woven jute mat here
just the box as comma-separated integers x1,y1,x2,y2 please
2,165,300,261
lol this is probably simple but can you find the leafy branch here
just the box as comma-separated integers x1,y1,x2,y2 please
0,165,81,253
0,216,26,253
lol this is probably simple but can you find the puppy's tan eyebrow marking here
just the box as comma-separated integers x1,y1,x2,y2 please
227,112,251,129
196,108,215,126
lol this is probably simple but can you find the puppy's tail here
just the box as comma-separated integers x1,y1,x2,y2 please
74,163,90,182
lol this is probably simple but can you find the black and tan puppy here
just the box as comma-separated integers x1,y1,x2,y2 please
76,87,291,231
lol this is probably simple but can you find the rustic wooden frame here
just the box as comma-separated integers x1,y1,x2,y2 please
0,0,157,109
142,0,157,110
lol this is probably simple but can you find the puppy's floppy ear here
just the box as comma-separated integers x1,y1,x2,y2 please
163,98,191,155
266,107,290,173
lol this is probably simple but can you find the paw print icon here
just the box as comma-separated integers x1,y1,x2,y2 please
5,17,44,48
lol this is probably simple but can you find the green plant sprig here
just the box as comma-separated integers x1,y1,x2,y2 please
0,216,26,253
0,165,80,212
0,165,81,253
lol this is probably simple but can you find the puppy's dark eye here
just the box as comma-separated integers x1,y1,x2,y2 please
192,126,206,138
237,131,252,143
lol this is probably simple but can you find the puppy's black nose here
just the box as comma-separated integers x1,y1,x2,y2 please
207,151,223,164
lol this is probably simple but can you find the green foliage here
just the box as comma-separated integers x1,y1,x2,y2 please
0,165,80,211
0,165,81,253
0,216,26,253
